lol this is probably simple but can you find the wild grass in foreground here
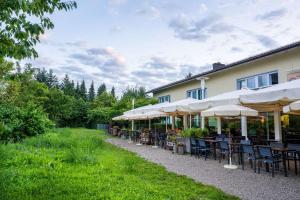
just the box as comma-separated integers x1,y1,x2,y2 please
0,128,238,200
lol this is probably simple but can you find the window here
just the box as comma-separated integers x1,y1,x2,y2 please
158,95,170,103
187,88,206,100
269,72,278,85
258,74,269,87
247,77,256,89
237,71,278,90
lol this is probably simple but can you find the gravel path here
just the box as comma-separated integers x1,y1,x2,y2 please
107,137,300,200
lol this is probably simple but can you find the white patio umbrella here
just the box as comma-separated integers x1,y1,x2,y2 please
283,100,300,114
124,102,170,115
112,115,127,121
189,88,255,111
161,98,200,114
201,105,258,117
161,98,200,129
202,104,258,170
240,79,300,108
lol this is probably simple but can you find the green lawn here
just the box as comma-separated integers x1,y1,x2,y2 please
0,128,238,200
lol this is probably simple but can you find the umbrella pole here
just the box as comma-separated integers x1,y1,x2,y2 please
152,122,158,148
165,116,168,133
224,128,238,169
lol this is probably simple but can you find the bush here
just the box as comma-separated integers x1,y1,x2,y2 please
0,104,53,142
180,128,209,138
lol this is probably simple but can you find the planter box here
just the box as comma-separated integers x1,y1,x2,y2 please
176,137,191,153
177,145,185,155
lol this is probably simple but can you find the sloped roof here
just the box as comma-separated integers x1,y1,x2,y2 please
147,41,300,93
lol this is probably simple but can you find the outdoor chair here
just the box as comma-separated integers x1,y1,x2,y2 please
158,133,167,148
287,143,300,175
218,141,230,164
198,139,211,160
270,142,285,148
241,144,260,172
240,140,251,145
140,132,150,145
257,146,282,177
216,134,226,141
190,137,200,156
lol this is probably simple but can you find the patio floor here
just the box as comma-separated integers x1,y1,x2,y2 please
107,137,300,200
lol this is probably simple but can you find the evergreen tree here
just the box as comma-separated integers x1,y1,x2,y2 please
88,81,95,101
79,80,87,100
75,81,80,98
61,74,75,96
46,69,58,88
97,83,106,96
35,68,48,84
111,86,116,98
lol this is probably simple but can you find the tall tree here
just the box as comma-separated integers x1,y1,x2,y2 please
97,83,106,96
61,74,75,96
46,69,58,88
0,0,77,60
79,80,87,100
75,81,80,98
35,68,48,84
88,81,95,101
111,86,116,98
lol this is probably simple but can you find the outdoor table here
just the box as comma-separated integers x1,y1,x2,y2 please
205,139,218,160
272,147,288,177
255,145,288,177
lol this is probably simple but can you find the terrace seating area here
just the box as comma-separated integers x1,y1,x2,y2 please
108,127,300,178
110,79,300,179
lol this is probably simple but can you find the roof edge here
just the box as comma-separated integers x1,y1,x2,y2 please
147,40,300,94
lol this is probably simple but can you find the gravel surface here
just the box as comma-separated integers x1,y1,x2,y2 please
107,137,300,200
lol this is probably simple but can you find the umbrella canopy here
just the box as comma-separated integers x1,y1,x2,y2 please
283,100,300,114
112,114,129,121
240,79,300,106
201,104,258,117
161,98,200,114
143,110,167,119
124,102,170,115
124,104,153,115
189,88,255,111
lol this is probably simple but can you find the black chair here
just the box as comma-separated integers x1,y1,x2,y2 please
240,140,251,145
158,133,166,148
190,137,200,156
241,144,260,172
287,143,300,175
198,139,211,160
270,142,284,148
216,134,226,141
257,146,282,177
218,141,230,164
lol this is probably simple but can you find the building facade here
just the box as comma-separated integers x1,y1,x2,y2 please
147,41,300,142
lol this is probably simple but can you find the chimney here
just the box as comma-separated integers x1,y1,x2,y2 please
212,62,226,70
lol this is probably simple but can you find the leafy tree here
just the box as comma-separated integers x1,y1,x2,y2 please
88,81,95,101
0,0,77,60
97,83,106,96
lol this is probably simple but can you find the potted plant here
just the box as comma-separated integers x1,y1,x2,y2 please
201,128,209,137
180,129,192,153
177,142,185,154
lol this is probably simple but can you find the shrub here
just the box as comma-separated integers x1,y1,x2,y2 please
0,103,53,142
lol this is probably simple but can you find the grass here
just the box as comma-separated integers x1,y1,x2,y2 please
0,128,238,200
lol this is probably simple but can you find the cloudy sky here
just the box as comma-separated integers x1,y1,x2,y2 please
28,0,300,96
